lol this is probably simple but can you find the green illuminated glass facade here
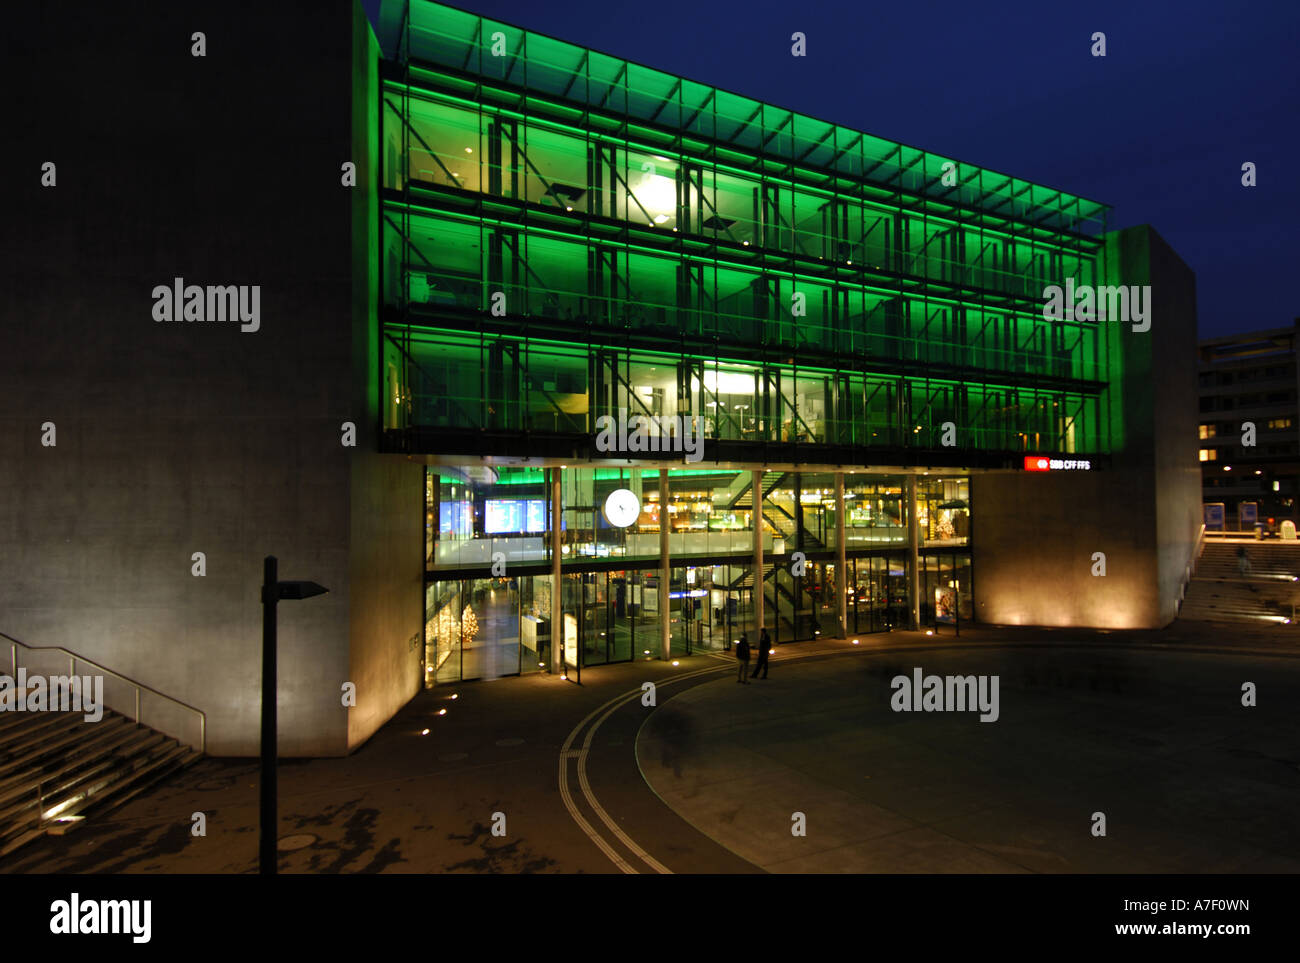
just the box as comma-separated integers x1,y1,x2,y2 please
378,0,1117,681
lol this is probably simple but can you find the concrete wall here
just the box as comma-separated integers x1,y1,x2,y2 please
972,469,1164,628
0,0,418,756
346,453,423,748
973,225,1200,629
1116,227,1202,623
346,7,424,749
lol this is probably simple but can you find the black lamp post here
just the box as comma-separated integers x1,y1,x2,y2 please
260,555,328,875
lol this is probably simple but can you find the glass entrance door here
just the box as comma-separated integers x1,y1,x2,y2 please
670,566,703,655
848,555,909,633
607,571,634,663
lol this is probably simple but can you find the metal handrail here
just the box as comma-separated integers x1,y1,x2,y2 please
2,631,205,753
1178,524,1208,609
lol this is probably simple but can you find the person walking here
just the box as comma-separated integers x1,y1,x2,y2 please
1237,544,1251,577
735,633,751,683
751,627,771,679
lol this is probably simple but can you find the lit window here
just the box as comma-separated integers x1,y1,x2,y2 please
1198,423,1217,439
1199,449,1217,462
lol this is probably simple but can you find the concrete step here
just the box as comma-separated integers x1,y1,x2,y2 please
1199,544,1300,569
0,706,85,737
0,717,136,804
0,714,83,760
0,707,201,858
0,715,132,784
69,745,200,825
1179,575,1298,624
37,739,190,827
1197,561,1297,574
0,729,167,826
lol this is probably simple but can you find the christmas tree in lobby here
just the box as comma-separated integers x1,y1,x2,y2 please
461,604,478,645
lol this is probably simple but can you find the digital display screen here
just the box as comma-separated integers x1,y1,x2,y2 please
485,499,548,534
527,500,547,532
439,501,471,537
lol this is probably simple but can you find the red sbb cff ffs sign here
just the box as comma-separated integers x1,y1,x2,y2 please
1024,456,1093,471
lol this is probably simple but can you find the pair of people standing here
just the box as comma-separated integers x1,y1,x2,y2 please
735,628,771,683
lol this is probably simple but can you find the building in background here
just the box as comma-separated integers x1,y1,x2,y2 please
1,0,1201,757
1197,321,1300,530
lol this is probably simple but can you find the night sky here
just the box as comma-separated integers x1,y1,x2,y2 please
367,0,1300,340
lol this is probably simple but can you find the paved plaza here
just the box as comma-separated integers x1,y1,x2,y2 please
4,625,1297,874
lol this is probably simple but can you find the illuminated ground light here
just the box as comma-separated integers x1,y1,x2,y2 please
925,630,934,636
852,638,860,644
421,728,430,735
437,708,447,716
671,660,679,666
450,693,458,699
46,816,85,835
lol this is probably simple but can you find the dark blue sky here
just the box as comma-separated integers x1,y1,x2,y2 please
368,0,1299,339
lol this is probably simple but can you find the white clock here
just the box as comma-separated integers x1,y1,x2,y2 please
603,488,641,528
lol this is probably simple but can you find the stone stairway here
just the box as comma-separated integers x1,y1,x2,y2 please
1178,540,1300,625
0,706,201,857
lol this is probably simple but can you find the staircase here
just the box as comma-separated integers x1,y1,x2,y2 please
1,632,206,858
729,473,826,550
1178,540,1300,625
0,706,201,857
724,471,786,512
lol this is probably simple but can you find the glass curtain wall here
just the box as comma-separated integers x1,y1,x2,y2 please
381,78,1113,458
381,87,1108,361
426,466,550,571
424,465,977,677
386,281,1105,455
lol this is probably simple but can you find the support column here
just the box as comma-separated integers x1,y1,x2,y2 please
659,469,671,660
550,467,563,675
753,469,764,638
835,472,847,638
907,474,921,630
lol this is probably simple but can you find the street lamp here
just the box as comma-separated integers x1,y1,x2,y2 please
260,555,328,875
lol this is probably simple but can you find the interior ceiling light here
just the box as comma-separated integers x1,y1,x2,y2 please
633,174,676,214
